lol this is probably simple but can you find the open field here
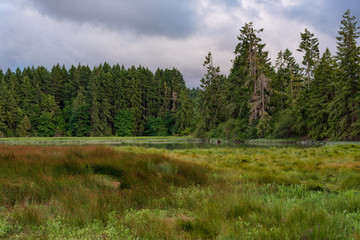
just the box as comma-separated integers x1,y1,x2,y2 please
0,143,360,239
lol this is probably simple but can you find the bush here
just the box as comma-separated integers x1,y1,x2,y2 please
272,109,297,138
205,118,252,140
144,116,169,136
114,110,133,136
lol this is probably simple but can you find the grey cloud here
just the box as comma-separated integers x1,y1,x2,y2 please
279,0,359,37
30,0,199,38
284,1,359,36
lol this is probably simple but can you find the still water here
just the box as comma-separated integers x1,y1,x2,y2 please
116,140,325,150
0,138,355,150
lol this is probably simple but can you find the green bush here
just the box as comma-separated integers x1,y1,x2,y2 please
114,110,133,136
272,109,297,138
144,116,169,136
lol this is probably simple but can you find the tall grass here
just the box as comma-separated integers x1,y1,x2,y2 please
0,144,359,239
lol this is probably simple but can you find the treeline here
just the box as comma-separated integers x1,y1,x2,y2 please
0,63,197,137
1,10,359,140
197,10,360,141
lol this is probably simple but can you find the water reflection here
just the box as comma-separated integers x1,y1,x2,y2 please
114,140,323,150
0,138,352,150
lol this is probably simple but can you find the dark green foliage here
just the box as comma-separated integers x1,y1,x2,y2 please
0,63,190,137
198,52,227,136
69,87,90,137
15,116,31,137
197,10,360,141
144,116,168,136
308,49,337,139
114,110,133,136
174,89,196,135
329,9,360,140
297,28,320,89
272,109,297,138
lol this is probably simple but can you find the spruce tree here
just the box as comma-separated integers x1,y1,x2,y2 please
175,89,195,135
329,9,360,140
228,22,273,137
308,49,337,139
199,52,226,134
297,29,320,90
70,87,90,136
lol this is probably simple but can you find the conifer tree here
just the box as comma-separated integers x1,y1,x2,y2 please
329,9,360,139
0,78,7,137
70,87,90,136
199,52,226,133
4,73,19,136
297,29,320,90
128,67,144,136
37,94,61,137
228,22,273,137
16,116,31,137
308,49,337,139
175,89,195,135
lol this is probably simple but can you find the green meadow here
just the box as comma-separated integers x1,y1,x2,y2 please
0,141,360,239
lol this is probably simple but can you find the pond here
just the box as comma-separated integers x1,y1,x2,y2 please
0,137,336,149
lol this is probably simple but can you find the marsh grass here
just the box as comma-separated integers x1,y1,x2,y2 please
0,144,360,239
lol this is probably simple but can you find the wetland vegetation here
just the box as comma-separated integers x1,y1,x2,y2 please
1,143,360,239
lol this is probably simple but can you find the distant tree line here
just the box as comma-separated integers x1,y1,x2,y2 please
0,63,197,137
197,10,360,141
1,10,359,140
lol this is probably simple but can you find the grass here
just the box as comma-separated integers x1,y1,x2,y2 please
0,143,360,239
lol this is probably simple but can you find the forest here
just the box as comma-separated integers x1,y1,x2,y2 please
0,10,359,140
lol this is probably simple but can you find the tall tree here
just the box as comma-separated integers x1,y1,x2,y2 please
308,48,337,139
199,52,226,133
329,9,360,139
69,87,90,137
274,49,302,110
174,89,195,135
228,22,273,136
0,77,7,137
297,28,320,90
128,67,144,136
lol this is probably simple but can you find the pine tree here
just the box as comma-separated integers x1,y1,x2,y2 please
329,9,360,140
114,110,133,136
4,73,19,136
16,116,31,137
274,49,302,110
175,89,195,135
297,29,320,90
199,52,226,133
128,67,144,136
37,94,61,137
70,87,90,136
89,67,112,136
228,22,273,137
0,78,7,137
49,64,68,108
308,49,337,139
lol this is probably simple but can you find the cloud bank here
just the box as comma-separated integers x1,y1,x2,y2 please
0,0,359,87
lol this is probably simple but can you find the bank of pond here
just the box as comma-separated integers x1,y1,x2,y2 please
0,136,358,149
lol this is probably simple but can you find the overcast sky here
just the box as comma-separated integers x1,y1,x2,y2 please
0,0,359,88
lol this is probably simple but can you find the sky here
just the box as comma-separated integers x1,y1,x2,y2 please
0,0,359,88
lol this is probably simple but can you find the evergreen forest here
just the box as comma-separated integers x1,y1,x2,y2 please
0,10,359,140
